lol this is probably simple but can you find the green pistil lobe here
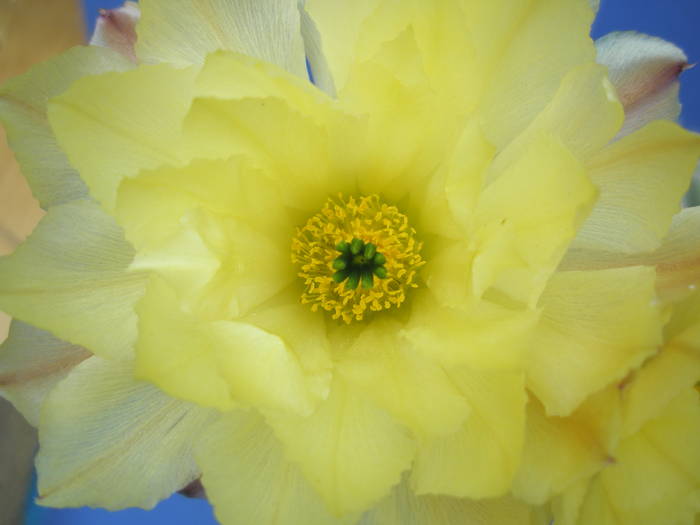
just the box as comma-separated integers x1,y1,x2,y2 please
333,238,388,290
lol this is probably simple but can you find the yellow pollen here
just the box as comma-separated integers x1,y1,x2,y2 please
291,194,425,323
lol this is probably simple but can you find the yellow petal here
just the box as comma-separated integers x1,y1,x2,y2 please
527,266,662,416
513,388,622,505
654,207,700,303
197,410,350,525
298,4,336,96
47,63,199,211
406,290,538,370
266,376,416,516
477,0,596,148
136,0,307,78
0,200,147,359
135,276,316,414
36,357,215,509
0,321,90,426
338,320,470,439
572,121,700,255
559,389,700,525
360,476,536,525
0,46,132,207
473,132,596,305
411,368,526,499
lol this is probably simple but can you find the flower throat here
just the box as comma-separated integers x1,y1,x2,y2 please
292,194,424,324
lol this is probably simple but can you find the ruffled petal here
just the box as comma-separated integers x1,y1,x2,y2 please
47,62,199,211
0,46,132,207
570,121,700,255
513,388,622,505
596,32,689,138
0,200,147,359
338,320,470,439
36,357,215,509
197,410,349,525
135,276,317,414
527,266,662,416
89,1,140,62
266,376,416,516
411,368,526,499
0,321,90,426
135,0,307,78
555,389,700,525
360,476,536,525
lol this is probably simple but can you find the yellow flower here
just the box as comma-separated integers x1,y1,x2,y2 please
0,1,699,524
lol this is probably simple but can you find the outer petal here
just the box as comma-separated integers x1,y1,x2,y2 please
135,0,308,78
411,368,526,499
89,1,140,62
47,62,199,211
0,200,147,360
298,2,336,96
0,46,132,207
360,476,536,525
197,410,349,525
0,322,89,426
36,357,215,509
527,266,662,416
266,377,416,516
556,389,700,525
570,121,700,255
596,32,689,138
513,388,622,505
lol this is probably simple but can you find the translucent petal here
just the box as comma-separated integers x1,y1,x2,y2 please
135,276,317,414
0,46,132,207
527,266,662,416
571,121,700,255
135,0,307,78
267,376,416,515
513,388,622,505
477,0,596,148
473,132,596,305
0,321,90,426
47,63,199,211
0,200,147,359
411,368,526,499
197,410,350,525
338,320,470,439
36,357,215,509
360,476,535,525
559,390,700,525
596,32,688,138
89,2,140,62
299,3,336,96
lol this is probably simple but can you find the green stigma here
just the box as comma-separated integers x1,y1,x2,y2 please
332,238,388,290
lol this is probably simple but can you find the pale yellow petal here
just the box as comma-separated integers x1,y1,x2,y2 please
473,132,596,305
360,475,535,525
560,389,700,525
0,46,132,207
0,200,147,359
411,368,526,499
513,388,622,505
596,32,688,138
654,207,700,303
267,376,416,515
338,320,470,439
136,0,307,78
47,63,199,211
298,3,336,96
572,121,700,254
197,410,349,525
477,0,596,148
0,321,90,426
527,266,662,416
36,357,215,509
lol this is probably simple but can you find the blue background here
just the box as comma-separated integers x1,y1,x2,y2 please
23,1,700,524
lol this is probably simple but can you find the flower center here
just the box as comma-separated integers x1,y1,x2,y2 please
292,194,424,323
